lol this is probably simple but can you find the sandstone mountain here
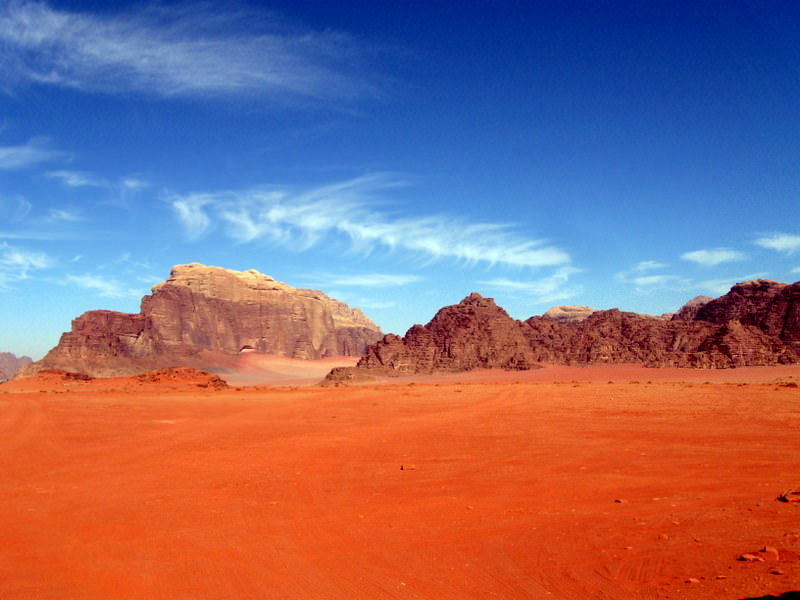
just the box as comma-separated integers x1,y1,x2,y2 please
21,264,382,378
670,295,713,321
0,352,32,381
325,279,800,383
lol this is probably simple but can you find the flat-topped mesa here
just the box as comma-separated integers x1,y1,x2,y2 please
324,280,800,384
20,264,383,378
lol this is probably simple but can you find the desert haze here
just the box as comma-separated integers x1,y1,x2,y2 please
1,365,799,600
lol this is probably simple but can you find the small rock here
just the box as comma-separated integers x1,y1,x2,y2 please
614,498,626,504
761,546,780,560
737,553,764,562
658,533,670,541
685,578,700,584
715,575,727,580
771,569,784,575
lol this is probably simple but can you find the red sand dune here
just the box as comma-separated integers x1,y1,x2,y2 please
1,365,799,599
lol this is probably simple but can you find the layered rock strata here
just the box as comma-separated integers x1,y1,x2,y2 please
325,279,800,383
21,264,382,378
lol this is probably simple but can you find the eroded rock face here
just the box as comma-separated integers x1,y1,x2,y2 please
356,293,535,375
325,280,800,383
21,264,383,377
0,352,32,381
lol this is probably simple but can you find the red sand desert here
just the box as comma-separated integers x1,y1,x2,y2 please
1,364,799,599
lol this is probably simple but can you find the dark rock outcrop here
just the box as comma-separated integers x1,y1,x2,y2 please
325,280,800,383
0,352,33,381
354,293,535,376
21,264,383,378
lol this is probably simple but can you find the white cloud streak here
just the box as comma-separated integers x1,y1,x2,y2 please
479,266,582,304
0,241,53,287
0,194,32,221
169,175,572,269
681,247,747,266
47,208,83,222
630,260,667,273
0,1,377,101
755,233,800,255
616,260,768,297
46,169,107,188
64,274,142,298
0,137,65,170
615,262,690,294
308,273,424,287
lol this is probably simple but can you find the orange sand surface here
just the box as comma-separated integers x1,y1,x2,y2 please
1,366,799,599
218,354,359,386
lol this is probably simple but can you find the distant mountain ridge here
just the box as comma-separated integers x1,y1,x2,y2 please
325,279,800,383
19,264,383,378
0,352,32,381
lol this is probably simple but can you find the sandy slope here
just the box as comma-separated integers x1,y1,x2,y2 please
1,367,799,599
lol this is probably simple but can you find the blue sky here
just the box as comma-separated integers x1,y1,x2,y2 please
1,0,799,359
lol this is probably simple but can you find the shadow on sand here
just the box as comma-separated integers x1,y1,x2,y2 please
740,593,800,600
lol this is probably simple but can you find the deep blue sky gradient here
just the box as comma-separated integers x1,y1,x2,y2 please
1,0,799,358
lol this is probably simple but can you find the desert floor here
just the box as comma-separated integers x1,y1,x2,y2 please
1,365,799,599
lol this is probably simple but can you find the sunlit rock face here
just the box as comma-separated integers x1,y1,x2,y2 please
20,263,383,378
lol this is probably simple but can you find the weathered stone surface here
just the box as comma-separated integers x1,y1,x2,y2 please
356,293,535,375
21,264,382,378
543,305,597,322
325,280,800,383
0,352,32,381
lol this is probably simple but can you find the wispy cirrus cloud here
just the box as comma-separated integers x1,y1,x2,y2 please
45,169,106,188
479,266,582,304
681,247,747,266
170,175,572,269
64,273,142,298
0,1,378,101
0,137,65,170
755,233,800,255
0,194,32,221
615,261,689,294
308,273,424,288
0,241,53,287
616,259,766,297
46,169,150,191
47,208,84,222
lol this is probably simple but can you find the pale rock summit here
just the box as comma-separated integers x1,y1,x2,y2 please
21,264,383,378
543,305,597,322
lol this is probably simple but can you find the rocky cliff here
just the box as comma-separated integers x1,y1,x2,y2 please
0,352,32,381
325,279,800,383
21,264,383,377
